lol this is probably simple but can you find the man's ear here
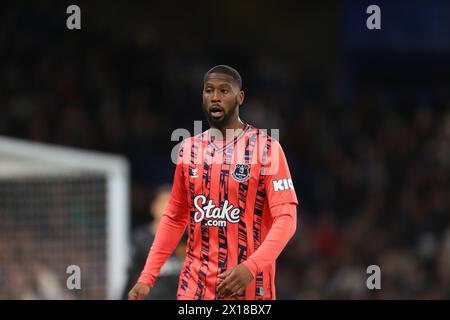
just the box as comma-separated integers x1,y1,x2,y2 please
237,90,245,106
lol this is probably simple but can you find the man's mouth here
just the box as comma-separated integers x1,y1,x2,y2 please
209,105,224,119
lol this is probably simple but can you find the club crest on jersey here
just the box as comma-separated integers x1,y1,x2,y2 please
232,164,251,182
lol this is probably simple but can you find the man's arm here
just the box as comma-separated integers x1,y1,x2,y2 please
245,141,299,276
217,203,297,297
129,149,189,300
242,202,297,277
217,139,299,297
136,185,189,287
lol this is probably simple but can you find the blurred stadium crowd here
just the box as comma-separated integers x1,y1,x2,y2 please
1,2,449,299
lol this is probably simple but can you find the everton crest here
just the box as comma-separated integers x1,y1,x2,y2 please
232,164,251,182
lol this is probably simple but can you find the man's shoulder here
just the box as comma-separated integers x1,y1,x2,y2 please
247,125,282,148
178,131,208,149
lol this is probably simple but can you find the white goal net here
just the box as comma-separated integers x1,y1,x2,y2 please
0,136,130,300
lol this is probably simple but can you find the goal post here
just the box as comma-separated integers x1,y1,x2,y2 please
0,135,130,300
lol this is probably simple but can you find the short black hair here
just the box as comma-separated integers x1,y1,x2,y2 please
204,65,242,90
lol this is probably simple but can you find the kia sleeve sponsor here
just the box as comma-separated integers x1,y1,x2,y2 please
264,142,299,209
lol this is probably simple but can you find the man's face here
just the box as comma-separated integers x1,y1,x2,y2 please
202,73,244,128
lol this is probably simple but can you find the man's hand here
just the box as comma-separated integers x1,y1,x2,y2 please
216,264,254,298
128,282,151,300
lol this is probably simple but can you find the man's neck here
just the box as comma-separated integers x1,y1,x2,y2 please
211,118,246,142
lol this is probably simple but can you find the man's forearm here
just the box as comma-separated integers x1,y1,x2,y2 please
138,207,188,287
243,202,297,277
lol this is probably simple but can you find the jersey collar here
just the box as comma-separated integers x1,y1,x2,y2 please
207,123,250,152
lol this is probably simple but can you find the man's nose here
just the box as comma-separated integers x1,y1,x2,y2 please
212,90,220,102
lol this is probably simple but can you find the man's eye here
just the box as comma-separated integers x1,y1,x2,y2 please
205,88,212,93
221,89,229,94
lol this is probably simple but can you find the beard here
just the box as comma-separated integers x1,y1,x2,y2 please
202,100,239,129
